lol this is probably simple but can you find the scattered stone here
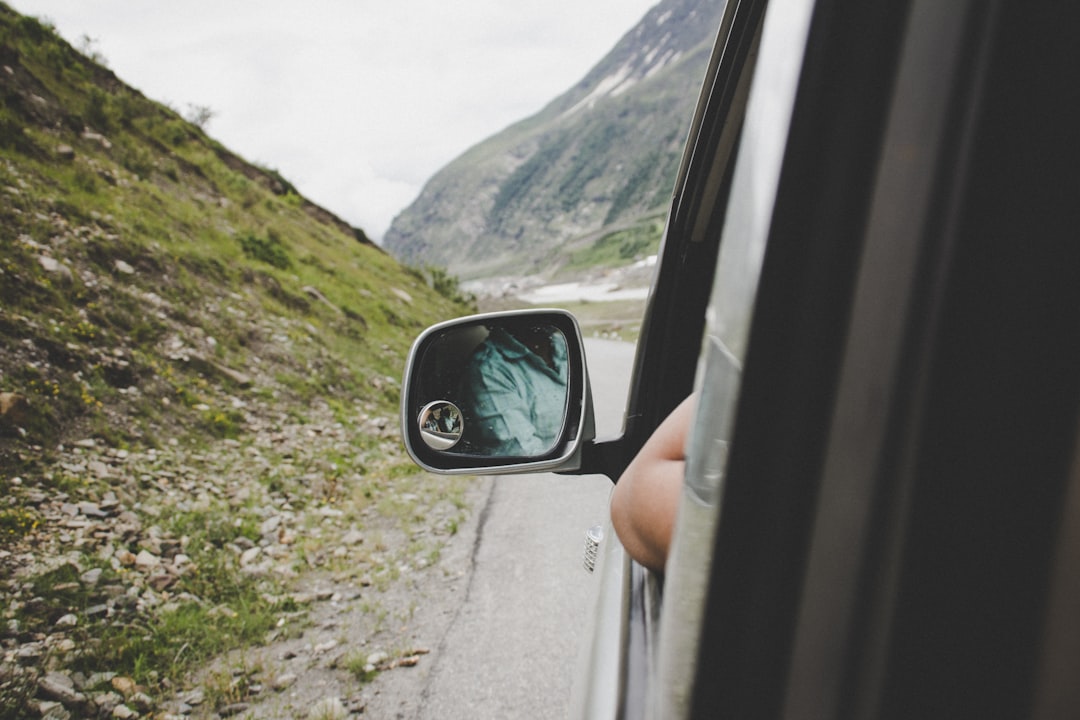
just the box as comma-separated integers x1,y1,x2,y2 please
260,516,282,536
272,673,297,691
93,691,124,714
79,501,108,518
341,529,365,546
111,704,137,719
111,676,137,697
148,573,177,591
16,643,44,664
89,459,111,478
210,605,238,619
81,130,113,149
180,687,205,706
134,550,161,571
85,604,109,619
37,701,71,720
218,702,251,717
84,672,117,689
129,691,154,713
313,639,338,654
38,671,86,706
80,567,104,585
113,259,135,275
216,363,253,389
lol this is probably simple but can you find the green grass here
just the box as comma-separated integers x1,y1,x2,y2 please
564,217,665,272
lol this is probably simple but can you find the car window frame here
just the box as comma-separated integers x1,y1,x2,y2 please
599,0,773,718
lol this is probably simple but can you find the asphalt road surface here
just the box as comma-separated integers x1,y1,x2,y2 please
367,337,635,719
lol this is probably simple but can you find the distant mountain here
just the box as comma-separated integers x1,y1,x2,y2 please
384,0,725,280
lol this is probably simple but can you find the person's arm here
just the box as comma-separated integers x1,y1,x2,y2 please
610,395,695,573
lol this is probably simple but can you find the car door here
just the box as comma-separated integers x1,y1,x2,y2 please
570,1,769,715
651,1,1080,719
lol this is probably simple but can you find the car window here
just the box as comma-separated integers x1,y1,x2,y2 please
650,1,817,717
686,0,814,499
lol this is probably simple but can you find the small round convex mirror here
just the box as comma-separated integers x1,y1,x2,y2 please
418,400,464,450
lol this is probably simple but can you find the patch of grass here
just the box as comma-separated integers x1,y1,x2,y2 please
83,597,278,687
0,507,39,546
343,652,380,684
170,507,261,549
550,297,647,343
200,407,245,439
566,218,664,272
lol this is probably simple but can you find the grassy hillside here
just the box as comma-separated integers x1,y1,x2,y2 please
0,5,472,466
0,6,474,715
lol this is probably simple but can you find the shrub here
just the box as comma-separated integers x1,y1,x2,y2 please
238,230,291,269
15,15,52,44
0,106,23,151
423,265,476,310
83,87,111,131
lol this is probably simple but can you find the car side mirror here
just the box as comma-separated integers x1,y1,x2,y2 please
401,309,594,474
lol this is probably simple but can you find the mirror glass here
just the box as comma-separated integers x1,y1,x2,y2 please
418,401,464,450
414,321,570,457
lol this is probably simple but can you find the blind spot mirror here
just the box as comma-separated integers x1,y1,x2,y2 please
418,400,464,450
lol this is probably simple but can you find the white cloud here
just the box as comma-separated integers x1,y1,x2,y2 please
10,0,658,240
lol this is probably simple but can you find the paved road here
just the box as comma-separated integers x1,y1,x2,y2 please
368,338,635,719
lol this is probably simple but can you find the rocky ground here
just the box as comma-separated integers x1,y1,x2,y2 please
1,391,481,719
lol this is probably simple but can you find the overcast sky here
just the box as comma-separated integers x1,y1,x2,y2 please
9,1,658,241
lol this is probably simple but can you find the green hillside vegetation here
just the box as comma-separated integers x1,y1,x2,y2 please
1,6,473,715
562,215,665,274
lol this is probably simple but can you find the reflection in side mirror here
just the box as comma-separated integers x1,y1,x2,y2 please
418,400,463,450
418,321,568,457
401,309,593,474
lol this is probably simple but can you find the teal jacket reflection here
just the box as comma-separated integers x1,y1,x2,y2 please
459,328,568,456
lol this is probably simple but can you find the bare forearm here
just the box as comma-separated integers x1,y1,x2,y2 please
610,396,695,572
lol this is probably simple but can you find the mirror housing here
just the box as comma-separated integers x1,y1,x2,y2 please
401,309,595,474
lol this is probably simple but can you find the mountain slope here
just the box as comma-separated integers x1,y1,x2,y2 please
1,4,471,458
1,7,478,710
383,0,725,279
